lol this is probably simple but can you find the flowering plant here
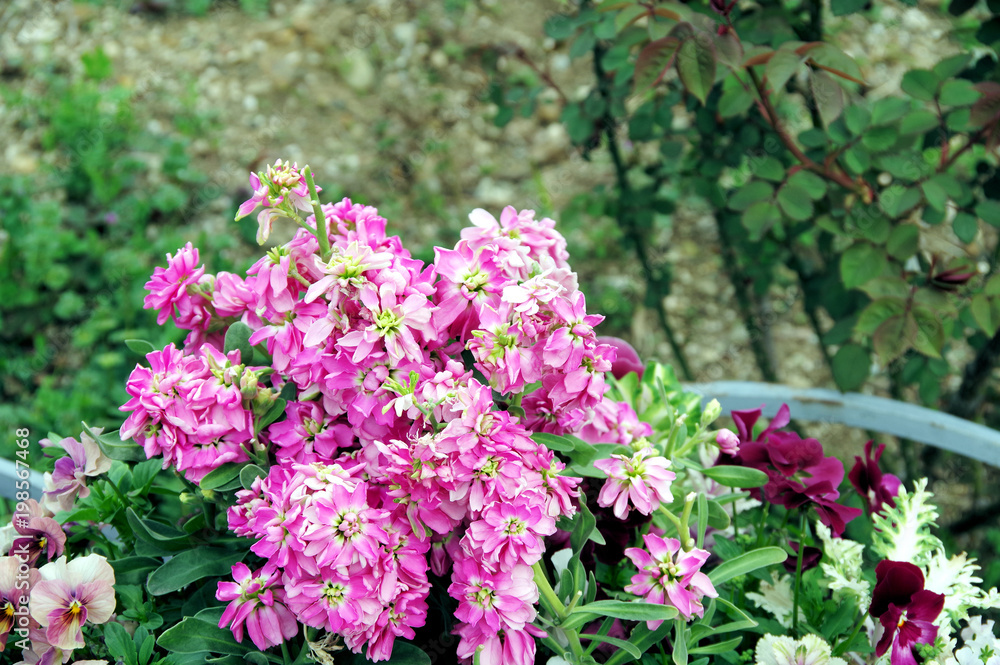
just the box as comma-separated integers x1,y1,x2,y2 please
5,162,1000,665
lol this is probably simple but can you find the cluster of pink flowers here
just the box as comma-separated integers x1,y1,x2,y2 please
125,164,666,663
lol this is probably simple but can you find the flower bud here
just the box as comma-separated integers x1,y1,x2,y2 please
701,399,722,426
716,429,740,456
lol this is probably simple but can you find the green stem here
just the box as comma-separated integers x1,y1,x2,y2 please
678,493,696,551
531,562,584,660
532,561,566,618
659,506,692,550
281,641,291,665
792,511,807,636
303,166,331,262
832,611,868,657
755,504,770,547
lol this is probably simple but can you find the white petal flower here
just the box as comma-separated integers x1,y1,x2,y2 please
755,634,846,665
747,574,804,629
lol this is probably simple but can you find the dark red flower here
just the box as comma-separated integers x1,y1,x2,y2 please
849,441,902,515
870,561,944,665
783,541,822,574
720,405,862,535
10,499,66,567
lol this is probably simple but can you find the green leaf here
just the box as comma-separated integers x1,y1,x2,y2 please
787,170,828,200
198,463,244,491
841,244,887,290
124,339,156,356
690,636,744,655
677,33,717,104
147,548,245,596
940,79,981,107
831,0,868,15
886,225,919,260
777,184,813,221
953,212,978,243
880,186,922,218
579,632,642,659
635,36,682,91
223,322,254,364
862,125,899,152
86,424,147,463
832,344,870,392
544,14,576,39
605,621,674,665
700,466,768,488
741,202,781,241
709,547,788,585
765,48,804,93
912,305,945,358
111,556,161,586
105,621,138,665
899,109,939,135
856,298,907,335
972,293,1000,335
922,179,949,212
126,508,193,551
976,200,1000,227
755,157,786,183
157,609,254,656
871,97,911,125
873,314,916,364
728,181,774,212
842,144,870,175
570,600,680,622
844,105,871,135
934,53,972,79
811,70,845,127
240,464,268,490
718,81,754,118
254,398,288,436
901,69,940,101
531,432,580,453
570,501,598,554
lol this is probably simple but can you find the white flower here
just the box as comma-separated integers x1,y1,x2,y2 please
815,521,870,606
871,478,942,567
755,634,846,665
925,550,1000,623
955,616,1000,665
747,574,804,629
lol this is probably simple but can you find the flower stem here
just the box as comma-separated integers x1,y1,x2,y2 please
832,611,868,657
792,510,807,636
531,562,585,660
303,166,331,262
755,504,770,547
659,506,693,551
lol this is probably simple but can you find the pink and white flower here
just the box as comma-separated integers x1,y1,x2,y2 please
594,447,676,519
625,534,717,625
29,554,116,650
217,563,298,650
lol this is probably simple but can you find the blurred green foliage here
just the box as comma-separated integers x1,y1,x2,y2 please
0,47,245,451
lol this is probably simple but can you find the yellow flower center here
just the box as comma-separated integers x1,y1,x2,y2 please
69,600,83,616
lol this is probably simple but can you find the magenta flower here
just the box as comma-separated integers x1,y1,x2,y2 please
40,429,113,514
869,561,944,665
29,554,116,650
217,563,298,650
466,499,556,568
594,447,676,520
300,483,387,568
849,441,902,516
339,282,433,363
716,429,740,456
448,559,537,633
143,242,211,329
625,534,718,626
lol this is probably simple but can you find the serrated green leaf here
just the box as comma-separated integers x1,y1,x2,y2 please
677,33,717,104
953,212,978,243
976,200,1000,227
810,69,845,127
886,224,919,260
934,53,972,79
873,314,917,364
844,105,871,134
940,79,981,106
841,243,888,290
787,170,828,199
899,109,939,135
777,184,813,221
728,181,774,211
741,201,781,241
832,344,870,391
922,179,949,212
901,69,940,101
766,48,804,92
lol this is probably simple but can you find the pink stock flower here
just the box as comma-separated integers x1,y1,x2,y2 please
40,430,112,515
339,282,433,363
456,623,540,665
594,447,676,520
212,271,256,317
300,483,387,568
217,563,298,650
466,499,556,569
143,242,211,329
236,160,318,244
625,534,717,626
29,554,116,650
449,559,538,632
716,429,740,456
